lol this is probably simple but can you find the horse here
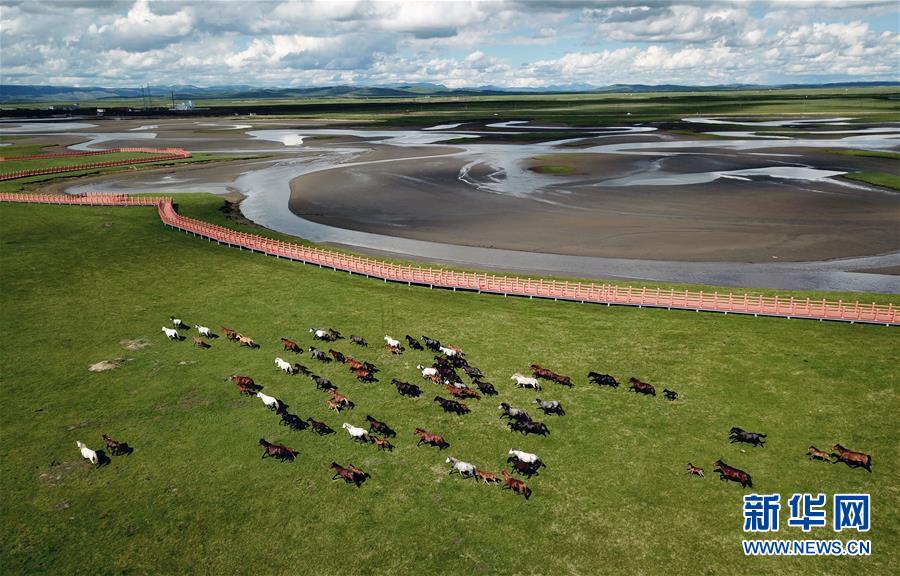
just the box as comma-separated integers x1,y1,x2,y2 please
221,326,239,341
311,375,336,392
308,347,330,362
259,439,297,462
275,357,294,374
421,335,441,351
509,458,541,478
194,325,213,337
280,337,302,354
76,441,98,465
393,379,422,398
500,470,531,500
162,327,180,340
533,398,564,415
807,446,832,463
508,449,544,467
446,457,477,478
663,389,678,401
102,434,131,456
498,403,531,423
366,415,396,437
414,428,449,450
351,368,377,382
405,335,424,350
530,364,572,386
371,435,394,452
713,460,752,488
508,420,549,436
331,462,368,487
628,377,656,396
306,418,334,435
384,335,401,349
588,372,619,388
328,349,346,363
475,469,501,484
256,392,280,411
446,384,480,400
474,379,497,396
729,427,767,447
350,335,368,347
192,336,211,348
434,396,470,415
226,374,256,387
169,316,186,330
686,463,705,478
831,444,872,471
309,328,333,341
342,423,370,442
237,334,259,349
511,373,541,390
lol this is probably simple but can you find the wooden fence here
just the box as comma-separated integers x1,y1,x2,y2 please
1,192,896,326
0,148,192,180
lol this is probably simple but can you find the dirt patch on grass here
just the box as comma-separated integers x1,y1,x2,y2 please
120,339,150,350
154,388,210,413
38,461,84,487
218,199,255,226
88,357,131,372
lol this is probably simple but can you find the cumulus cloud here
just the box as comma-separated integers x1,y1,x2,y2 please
0,0,897,88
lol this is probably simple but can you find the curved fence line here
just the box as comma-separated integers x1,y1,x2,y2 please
0,148,192,181
1,192,896,326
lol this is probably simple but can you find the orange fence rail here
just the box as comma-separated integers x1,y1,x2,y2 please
0,148,192,181
1,192,896,326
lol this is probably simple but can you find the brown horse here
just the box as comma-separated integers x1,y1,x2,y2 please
629,377,656,396
102,434,131,456
306,418,334,435
475,469,501,484
222,326,238,341
414,427,449,449
686,463,705,478
831,444,872,471
446,384,480,400
331,462,368,487
280,337,302,353
501,470,532,499
807,446,832,463
259,439,297,462
192,336,211,349
530,364,572,386
371,435,394,452
227,374,256,387
328,349,346,363
237,334,259,349
713,460,751,487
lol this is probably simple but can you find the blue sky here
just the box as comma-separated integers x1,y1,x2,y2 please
1,0,898,88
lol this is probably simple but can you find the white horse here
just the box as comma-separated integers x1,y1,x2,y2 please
417,365,438,379
384,335,401,348
342,423,369,442
439,346,458,357
509,449,543,466
274,357,294,374
162,327,179,340
256,392,280,410
511,373,541,390
309,328,329,340
446,456,476,478
76,441,98,465
169,316,185,329
194,324,212,337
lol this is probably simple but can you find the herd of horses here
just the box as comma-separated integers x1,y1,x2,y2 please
78,315,874,500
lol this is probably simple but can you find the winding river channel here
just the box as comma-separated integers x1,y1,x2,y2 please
3,117,899,292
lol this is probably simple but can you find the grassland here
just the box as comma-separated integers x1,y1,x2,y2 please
843,172,900,191
0,154,260,195
1,199,897,576
5,86,899,125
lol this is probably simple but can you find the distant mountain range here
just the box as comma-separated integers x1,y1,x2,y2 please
0,81,897,104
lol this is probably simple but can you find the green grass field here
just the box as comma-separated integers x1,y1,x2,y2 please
843,172,900,191
1,200,897,575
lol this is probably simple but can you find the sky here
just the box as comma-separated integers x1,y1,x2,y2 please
1,0,898,88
